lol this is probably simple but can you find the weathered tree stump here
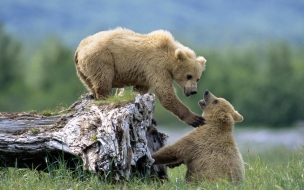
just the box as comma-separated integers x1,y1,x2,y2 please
0,93,168,180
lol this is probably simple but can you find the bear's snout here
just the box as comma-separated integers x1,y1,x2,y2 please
184,88,197,97
203,90,218,105
190,90,197,95
199,100,206,107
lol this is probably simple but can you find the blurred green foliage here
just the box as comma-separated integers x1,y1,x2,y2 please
1,24,303,127
0,24,86,112
155,42,304,127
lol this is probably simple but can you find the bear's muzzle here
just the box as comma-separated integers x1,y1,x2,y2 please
184,88,197,97
199,99,206,107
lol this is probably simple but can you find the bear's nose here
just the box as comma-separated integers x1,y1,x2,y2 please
191,90,197,95
204,90,209,95
204,90,209,96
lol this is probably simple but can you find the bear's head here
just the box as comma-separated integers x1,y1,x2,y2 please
172,48,206,97
198,90,243,127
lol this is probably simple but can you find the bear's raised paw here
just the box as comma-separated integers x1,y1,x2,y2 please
185,114,205,128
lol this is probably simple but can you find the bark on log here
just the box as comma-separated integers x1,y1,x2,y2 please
0,93,168,180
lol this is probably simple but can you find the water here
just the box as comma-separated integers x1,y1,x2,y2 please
158,125,304,152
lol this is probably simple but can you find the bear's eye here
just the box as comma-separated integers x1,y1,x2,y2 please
213,100,218,104
187,75,192,80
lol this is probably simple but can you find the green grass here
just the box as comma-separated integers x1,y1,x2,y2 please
242,146,304,190
94,88,137,106
38,88,137,116
0,145,303,190
39,103,69,116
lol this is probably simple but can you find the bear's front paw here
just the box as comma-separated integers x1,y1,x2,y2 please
186,114,205,128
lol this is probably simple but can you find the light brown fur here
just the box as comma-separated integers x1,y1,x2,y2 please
74,28,206,127
152,90,245,184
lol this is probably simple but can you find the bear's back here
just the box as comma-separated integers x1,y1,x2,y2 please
79,28,139,47
77,28,196,60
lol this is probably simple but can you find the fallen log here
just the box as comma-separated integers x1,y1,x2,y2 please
0,93,168,180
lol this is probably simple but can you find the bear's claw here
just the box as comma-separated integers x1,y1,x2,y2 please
190,115,205,128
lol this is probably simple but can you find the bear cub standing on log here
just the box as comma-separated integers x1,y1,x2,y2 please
74,28,206,127
152,90,245,184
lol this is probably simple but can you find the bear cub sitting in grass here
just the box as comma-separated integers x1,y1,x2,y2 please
152,90,245,185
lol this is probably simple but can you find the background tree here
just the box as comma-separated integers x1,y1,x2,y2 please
0,23,26,110
22,37,85,111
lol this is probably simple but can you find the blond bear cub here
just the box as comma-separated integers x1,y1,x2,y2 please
152,90,245,184
74,28,206,127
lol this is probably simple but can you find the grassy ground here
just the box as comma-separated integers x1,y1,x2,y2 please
0,145,303,190
2,91,303,189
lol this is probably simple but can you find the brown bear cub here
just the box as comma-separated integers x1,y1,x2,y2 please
74,28,206,127
152,90,245,184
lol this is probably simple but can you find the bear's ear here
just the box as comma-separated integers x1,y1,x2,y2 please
197,56,206,68
175,48,186,61
233,111,243,122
